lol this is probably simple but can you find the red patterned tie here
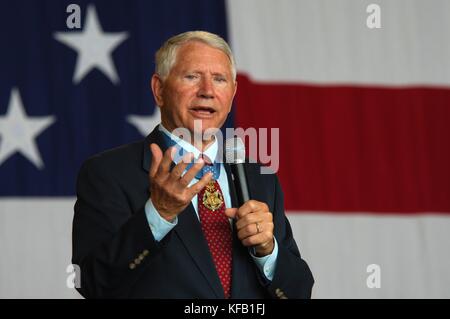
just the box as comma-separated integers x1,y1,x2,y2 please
198,179,233,298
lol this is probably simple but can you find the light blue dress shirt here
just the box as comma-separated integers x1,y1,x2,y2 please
145,124,278,281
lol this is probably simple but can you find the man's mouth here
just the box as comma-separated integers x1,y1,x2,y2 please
189,106,216,117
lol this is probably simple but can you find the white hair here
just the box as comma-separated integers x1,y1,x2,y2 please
155,31,236,81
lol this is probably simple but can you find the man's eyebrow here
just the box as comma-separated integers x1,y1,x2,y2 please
181,69,201,74
181,69,230,77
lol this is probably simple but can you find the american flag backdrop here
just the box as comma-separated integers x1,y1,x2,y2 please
1,0,449,298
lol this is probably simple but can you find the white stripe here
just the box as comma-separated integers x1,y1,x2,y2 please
227,0,450,86
0,199,79,298
287,212,450,298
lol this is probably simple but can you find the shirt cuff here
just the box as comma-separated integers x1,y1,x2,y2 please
144,198,178,242
249,237,279,281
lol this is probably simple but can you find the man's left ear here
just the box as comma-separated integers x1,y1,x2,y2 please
151,74,164,107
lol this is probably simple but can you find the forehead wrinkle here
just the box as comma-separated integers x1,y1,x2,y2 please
172,43,233,77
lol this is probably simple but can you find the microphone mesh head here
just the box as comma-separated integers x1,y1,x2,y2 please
225,137,246,164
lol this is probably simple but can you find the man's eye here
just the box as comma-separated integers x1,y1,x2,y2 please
185,74,198,80
214,77,227,83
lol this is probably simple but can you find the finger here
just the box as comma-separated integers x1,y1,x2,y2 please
224,208,238,219
149,144,163,178
237,223,262,241
238,219,274,240
180,158,205,184
241,232,273,247
237,200,269,219
157,146,176,176
170,152,194,180
235,213,264,231
187,171,213,196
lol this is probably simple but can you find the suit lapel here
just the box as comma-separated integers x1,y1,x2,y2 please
142,126,224,298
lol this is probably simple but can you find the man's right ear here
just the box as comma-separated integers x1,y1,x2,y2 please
151,74,164,106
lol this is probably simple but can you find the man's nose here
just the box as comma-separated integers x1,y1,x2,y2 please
197,78,214,99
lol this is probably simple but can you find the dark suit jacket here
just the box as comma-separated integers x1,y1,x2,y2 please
72,127,314,298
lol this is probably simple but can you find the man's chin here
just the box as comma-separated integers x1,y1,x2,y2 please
187,120,222,134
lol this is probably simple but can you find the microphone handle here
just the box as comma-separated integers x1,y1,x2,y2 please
231,164,250,206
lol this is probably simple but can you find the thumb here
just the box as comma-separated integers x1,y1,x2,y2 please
224,208,238,219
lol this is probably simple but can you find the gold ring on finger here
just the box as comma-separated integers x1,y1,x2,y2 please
255,222,261,234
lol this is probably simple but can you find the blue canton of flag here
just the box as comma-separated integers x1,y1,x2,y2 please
0,0,232,196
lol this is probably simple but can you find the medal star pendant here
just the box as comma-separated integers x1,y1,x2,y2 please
202,181,224,211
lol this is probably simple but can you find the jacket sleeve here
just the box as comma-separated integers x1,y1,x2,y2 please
265,174,315,299
72,157,167,298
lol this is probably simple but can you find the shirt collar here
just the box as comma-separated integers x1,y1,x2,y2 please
158,123,219,163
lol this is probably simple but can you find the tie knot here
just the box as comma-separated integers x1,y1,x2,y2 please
195,154,220,180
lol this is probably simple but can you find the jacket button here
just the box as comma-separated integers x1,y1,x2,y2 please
275,288,287,299
142,249,149,256
129,263,136,270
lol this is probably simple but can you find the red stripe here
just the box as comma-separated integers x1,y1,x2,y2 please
234,74,450,213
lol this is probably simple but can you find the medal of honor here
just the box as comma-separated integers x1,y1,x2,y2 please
202,181,224,211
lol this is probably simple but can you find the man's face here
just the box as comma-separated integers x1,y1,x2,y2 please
152,41,237,137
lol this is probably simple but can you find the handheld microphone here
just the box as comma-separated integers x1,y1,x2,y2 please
225,137,250,206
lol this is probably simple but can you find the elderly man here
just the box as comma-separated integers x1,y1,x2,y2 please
72,31,314,299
